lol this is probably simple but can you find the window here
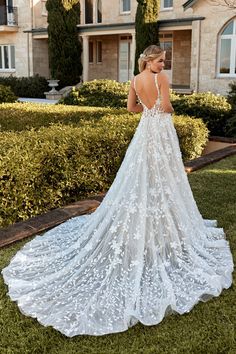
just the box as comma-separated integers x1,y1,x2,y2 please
85,0,93,24
0,45,15,70
159,33,172,70
218,19,236,76
121,0,131,13
97,0,102,23
161,0,173,10
89,41,94,63
97,40,102,63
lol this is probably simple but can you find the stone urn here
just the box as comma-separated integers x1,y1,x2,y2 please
47,79,59,93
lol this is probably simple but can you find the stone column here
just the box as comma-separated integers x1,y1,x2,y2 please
82,35,89,82
195,20,201,92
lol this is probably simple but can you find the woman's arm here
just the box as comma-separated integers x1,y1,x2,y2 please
158,73,174,113
127,79,143,113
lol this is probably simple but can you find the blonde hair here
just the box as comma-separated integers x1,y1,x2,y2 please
138,45,164,72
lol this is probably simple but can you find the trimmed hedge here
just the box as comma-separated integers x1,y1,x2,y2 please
0,84,16,103
61,80,130,107
0,75,49,98
0,112,208,227
61,80,232,136
171,91,232,136
225,81,236,137
173,115,208,160
0,103,117,131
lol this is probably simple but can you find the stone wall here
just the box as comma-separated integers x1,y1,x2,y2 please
190,0,235,94
172,30,191,86
32,38,49,78
88,35,118,81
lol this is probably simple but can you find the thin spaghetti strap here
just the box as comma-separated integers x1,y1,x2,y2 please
133,76,137,92
154,73,160,96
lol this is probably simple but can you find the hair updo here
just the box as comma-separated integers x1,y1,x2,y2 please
138,45,164,73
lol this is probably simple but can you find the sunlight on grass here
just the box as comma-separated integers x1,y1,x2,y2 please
0,155,235,354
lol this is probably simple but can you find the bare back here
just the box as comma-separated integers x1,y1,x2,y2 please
134,72,160,110
127,71,173,114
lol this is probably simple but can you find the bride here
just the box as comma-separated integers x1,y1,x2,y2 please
2,45,234,337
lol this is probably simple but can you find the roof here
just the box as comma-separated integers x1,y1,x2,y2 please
183,0,199,11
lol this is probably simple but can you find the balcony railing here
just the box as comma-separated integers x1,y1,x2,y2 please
0,6,18,26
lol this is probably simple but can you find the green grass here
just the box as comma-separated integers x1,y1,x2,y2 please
0,156,235,354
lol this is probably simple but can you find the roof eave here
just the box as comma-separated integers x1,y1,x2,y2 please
183,0,199,11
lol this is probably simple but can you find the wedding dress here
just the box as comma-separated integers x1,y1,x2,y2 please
2,74,234,337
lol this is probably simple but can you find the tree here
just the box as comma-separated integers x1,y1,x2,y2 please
46,0,82,87
134,0,160,75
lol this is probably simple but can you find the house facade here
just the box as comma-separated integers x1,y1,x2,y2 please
0,0,235,95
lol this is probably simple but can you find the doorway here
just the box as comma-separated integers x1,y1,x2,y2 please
159,32,173,83
119,36,132,82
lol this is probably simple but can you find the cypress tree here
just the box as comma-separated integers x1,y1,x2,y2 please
134,0,160,74
46,0,82,87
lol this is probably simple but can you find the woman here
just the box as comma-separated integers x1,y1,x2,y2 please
2,45,233,337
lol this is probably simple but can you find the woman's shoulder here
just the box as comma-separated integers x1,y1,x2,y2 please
157,71,169,83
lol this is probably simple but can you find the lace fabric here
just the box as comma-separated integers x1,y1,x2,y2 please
1,75,234,337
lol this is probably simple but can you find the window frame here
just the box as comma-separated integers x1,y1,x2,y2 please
89,41,94,63
96,40,102,64
0,44,15,71
120,0,131,15
84,0,94,24
96,0,102,23
160,0,173,11
217,18,236,78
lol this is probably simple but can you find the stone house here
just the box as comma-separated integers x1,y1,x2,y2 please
0,0,235,95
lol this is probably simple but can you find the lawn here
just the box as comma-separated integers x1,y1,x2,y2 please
0,156,235,354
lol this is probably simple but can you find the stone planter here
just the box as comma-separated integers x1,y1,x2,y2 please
45,79,62,100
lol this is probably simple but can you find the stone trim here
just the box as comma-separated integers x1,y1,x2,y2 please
183,0,199,11
1,146,236,248
158,16,205,28
77,22,135,33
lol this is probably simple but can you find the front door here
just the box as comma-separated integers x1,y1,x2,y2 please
159,33,173,83
119,36,132,82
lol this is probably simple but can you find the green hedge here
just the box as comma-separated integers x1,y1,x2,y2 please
173,115,208,160
0,75,49,98
225,81,236,137
0,113,208,227
61,80,232,136
0,84,16,103
171,91,232,136
0,103,118,131
61,80,130,108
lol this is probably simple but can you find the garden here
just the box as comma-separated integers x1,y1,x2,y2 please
0,78,235,353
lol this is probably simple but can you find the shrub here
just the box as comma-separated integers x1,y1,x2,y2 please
224,81,236,137
0,103,122,131
0,113,208,227
61,80,130,108
0,84,16,103
227,81,236,108
0,75,48,98
171,91,232,136
173,115,209,161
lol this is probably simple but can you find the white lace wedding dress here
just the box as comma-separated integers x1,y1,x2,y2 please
2,74,234,337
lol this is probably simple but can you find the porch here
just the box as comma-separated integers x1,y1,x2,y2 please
77,23,136,83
